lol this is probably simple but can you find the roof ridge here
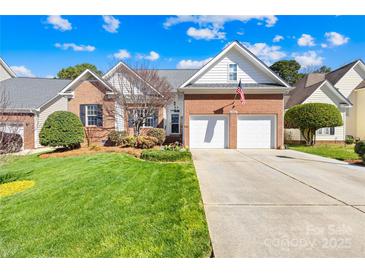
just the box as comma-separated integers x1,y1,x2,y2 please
325,59,360,76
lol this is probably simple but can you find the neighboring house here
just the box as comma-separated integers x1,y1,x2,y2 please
1,41,292,150
285,60,365,143
0,57,16,81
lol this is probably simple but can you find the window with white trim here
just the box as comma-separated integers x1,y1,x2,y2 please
80,104,103,127
228,63,238,81
317,127,335,136
171,113,180,134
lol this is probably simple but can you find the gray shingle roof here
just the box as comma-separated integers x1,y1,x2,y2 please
155,69,198,89
355,79,365,90
0,77,71,110
325,60,359,85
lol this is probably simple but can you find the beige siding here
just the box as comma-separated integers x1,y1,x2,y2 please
35,96,68,147
356,88,365,139
0,64,12,81
335,65,365,98
195,48,274,84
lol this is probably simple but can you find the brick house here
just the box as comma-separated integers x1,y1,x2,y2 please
1,41,292,150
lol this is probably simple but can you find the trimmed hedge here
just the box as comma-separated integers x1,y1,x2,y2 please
107,130,127,146
39,111,84,149
355,140,365,157
145,128,166,145
285,103,343,145
140,149,192,162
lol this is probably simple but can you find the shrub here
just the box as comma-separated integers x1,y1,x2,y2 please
0,170,32,184
363,154,365,165
40,111,84,149
0,132,23,153
145,128,166,145
120,136,136,147
285,103,343,146
354,140,365,157
141,149,192,162
163,141,186,151
135,136,158,149
107,130,127,146
345,135,355,145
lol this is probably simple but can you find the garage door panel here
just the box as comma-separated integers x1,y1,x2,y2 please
237,115,275,149
190,116,228,148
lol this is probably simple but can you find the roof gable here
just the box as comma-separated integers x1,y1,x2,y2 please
325,60,364,85
59,69,113,95
179,41,290,89
0,57,16,80
286,79,352,109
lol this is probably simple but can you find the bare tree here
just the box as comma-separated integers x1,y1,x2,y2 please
107,62,173,136
0,86,23,159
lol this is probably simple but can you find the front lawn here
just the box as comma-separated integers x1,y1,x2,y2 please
288,144,360,161
0,153,211,257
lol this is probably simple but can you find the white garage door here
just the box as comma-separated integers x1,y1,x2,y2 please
189,115,228,148
237,115,275,148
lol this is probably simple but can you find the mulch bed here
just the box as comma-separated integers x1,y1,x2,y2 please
39,146,145,159
344,159,365,166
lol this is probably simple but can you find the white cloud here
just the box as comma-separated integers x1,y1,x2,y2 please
163,15,278,29
10,66,35,77
242,42,286,65
297,34,316,47
113,49,131,60
273,35,284,43
137,51,160,61
187,27,225,40
176,58,212,69
46,15,72,31
54,43,95,52
321,43,328,48
294,51,324,68
325,32,349,46
102,15,120,33
236,31,244,36
45,75,54,78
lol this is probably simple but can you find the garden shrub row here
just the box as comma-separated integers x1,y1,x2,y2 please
140,149,192,162
354,140,365,164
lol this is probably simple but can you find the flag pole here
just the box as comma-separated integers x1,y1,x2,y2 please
232,78,240,109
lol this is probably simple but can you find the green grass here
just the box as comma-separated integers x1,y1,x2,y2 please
288,144,360,161
0,153,211,258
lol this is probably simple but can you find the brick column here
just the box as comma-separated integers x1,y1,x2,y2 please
229,109,238,149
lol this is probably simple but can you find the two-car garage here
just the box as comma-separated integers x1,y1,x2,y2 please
189,115,276,149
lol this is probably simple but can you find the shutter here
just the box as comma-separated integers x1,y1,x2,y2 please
80,105,86,126
97,105,103,127
330,127,335,135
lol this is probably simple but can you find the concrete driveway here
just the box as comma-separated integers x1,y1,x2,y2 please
192,149,365,257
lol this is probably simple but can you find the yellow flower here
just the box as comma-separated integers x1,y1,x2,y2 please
0,180,35,197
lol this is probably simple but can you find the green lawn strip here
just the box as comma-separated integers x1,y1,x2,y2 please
0,153,211,257
288,144,360,161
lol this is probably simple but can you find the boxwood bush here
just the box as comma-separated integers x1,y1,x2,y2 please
140,149,192,162
145,128,166,145
107,130,127,146
355,140,365,157
39,111,84,149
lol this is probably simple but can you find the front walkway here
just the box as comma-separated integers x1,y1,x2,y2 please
192,149,365,257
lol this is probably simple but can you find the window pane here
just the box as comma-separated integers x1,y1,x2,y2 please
171,124,179,134
229,64,237,81
171,114,179,123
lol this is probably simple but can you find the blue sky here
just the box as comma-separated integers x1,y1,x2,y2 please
1,15,365,78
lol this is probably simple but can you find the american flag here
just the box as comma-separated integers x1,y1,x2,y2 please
236,79,246,104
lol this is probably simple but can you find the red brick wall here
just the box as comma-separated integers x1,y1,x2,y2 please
184,93,284,149
68,81,115,145
0,113,35,149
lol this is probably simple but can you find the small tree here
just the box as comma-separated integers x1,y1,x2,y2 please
270,60,304,85
107,62,172,136
40,111,84,149
57,63,101,80
285,103,343,146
